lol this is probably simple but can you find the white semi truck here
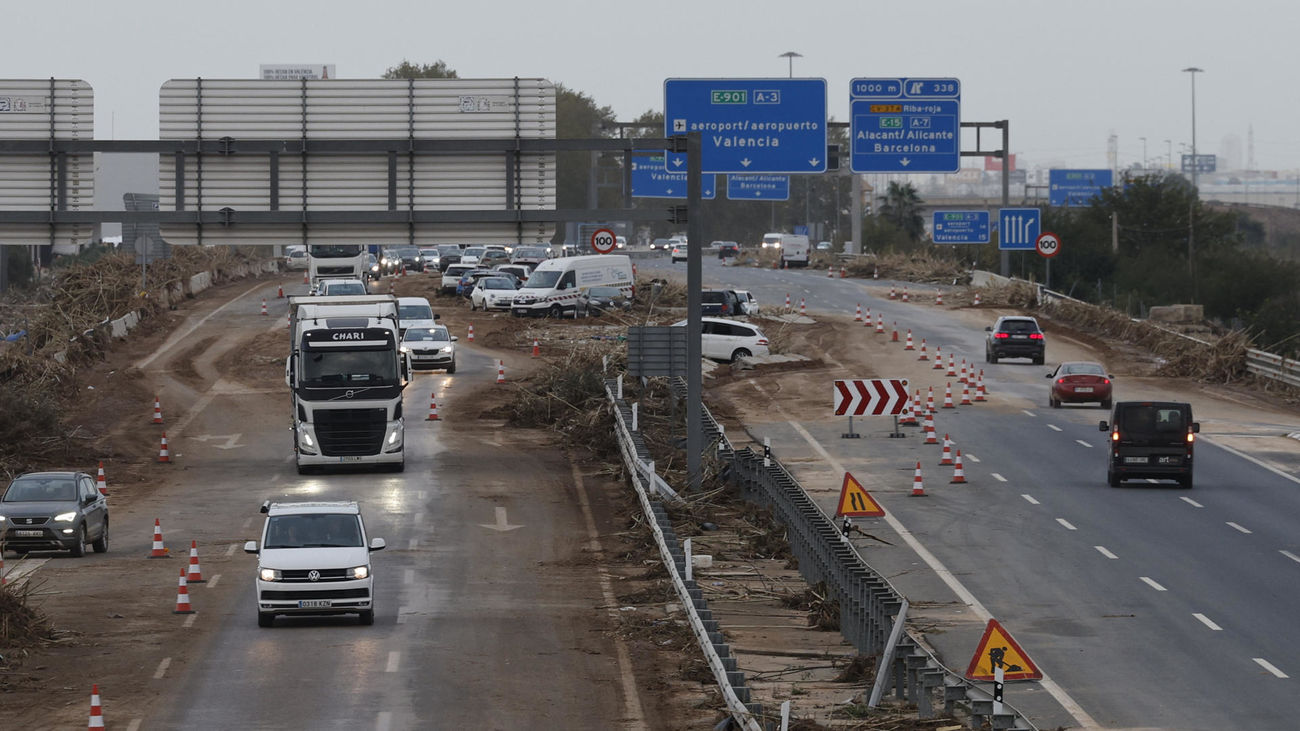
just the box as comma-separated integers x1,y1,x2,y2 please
307,244,368,288
286,295,411,474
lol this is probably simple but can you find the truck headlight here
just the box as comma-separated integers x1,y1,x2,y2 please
349,566,369,580
54,512,77,522
260,568,281,582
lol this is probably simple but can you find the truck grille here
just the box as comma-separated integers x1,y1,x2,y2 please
317,265,355,276
313,408,386,456
260,588,369,601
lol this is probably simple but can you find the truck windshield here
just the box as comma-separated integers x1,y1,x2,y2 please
526,270,562,288
265,514,363,548
309,245,364,258
302,350,398,388
399,304,434,320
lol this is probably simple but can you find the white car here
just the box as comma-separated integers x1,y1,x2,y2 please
397,297,437,336
400,324,456,372
441,264,476,295
317,278,369,296
471,276,518,311
244,500,385,627
672,316,771,362
615,235,627,249
671,244,689,263
459,246,486,266
734,290,760,316
284,249,309,270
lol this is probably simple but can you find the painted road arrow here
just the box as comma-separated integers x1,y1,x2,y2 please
834,378,910,416
480,506,524,532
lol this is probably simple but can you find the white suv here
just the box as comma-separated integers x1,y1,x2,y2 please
244,501,385,627
672,316,771,362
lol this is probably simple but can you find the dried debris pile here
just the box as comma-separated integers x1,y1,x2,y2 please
0,577,57,657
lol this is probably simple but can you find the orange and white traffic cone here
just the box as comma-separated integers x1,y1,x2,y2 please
923,413,938,444
186,540,205,583
911,462,926,496
854,303,863,322
951,451,968,484
891,322,899,341
531,339,540,358
926,387,936,412
152,396,163,424
936,290,944,306
959,359,969,384
96,461,107,496
467,324,474,342
889,286,897,300
800,298,807,316
277,285,285,299
149,519,168,558
975,370,988,402
784,293,791,310
942,383,955,409
917,338,927,360
496,360,506,385
158,432,171,463
863,308,872,328
904,330,914,350
902,287,910,303
939,435,954,465
933,345,945,370
827,265,834,278
173,568,195,614
303,271,309,285
973,292,982,306
840,265,847,278
88,684,104,729
875,314,885,334
426,393,440,421
946,354,957,377
260,299,268,316
912,391,924,420
960,383,973,405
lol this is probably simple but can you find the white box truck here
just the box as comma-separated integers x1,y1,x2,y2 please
286,295,411,474
510,254,634,317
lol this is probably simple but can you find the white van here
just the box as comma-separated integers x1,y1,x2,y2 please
779,235,810,268
511,254,633,318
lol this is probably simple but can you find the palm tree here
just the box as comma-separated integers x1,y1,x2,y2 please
877,182,925,241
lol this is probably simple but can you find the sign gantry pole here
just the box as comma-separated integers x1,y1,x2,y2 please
686,131,703,492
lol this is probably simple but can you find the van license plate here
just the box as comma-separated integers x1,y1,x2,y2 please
1124,456,1148,464
339,456,363,463
16,530,43,537
299,600,332,609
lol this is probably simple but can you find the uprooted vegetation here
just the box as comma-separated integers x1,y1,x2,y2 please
0,577,59,679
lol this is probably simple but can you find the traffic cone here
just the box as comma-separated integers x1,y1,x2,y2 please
772,257,779,270
973,292,982,306
975,370,988,402
277,285,285,299
942,383,955,409
467,324,474,342
927,387,936,412
496,360,506,385
152,396,163,424
173,568,195,614
875,314,885,334
923,413,938,444
911,462,926,496
946,354,957,377
951,451,968,484
912,390,924,420
863,308,873,328
96,461,107,496
854,303,863,322
827,265,834,278
260,299,268,316
88,684,104,729
902,287,910,303
959,359,969,384
899,398,917,426
933,345,945,370
531,339,540,358
839,265,847,278
960,383,973,405
904,330,914,350
426,393,440,421
936,290,944,306
387,279,395,295
303,271,309,284
785,293,791,310
149,519,168,558
782,259,788,269
939,435,954,465
800,298,807,316
891,322,899,342
158,432,171,463
917,338,927,360
186,540,205,583
889,286,896,300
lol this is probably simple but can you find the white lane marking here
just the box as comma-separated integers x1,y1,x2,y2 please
991,473,1007,483
1095,546,1118,559
569,465,647,727
376,711,393,731
1140,576,1168,592
153,657,171,680
225,543,238,557
127,720,142,731
396,607,411,625
408,538,418,550
1023,410,1037,417
183,614,197,628
1204,438,1300,486
783,419,1099,728
206,574,221,589
403,569,414,584
1076,440,1093,448
1021,494,1040,505
1047,424,1063,432
386,651,400,673
1193,613,1223,631
1282,550,1300,565
1181,497,1204,508
966,453,981,463
135,281,268,369
1253,658,1290,678
1227,522,1253,534
1057,518,1078,531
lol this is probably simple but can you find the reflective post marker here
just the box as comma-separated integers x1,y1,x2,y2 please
683,538,693,582
763,437,771,467
631,402,638,432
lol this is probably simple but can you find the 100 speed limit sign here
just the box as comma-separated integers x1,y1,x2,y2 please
1035,231,1061,258
590,228,617,254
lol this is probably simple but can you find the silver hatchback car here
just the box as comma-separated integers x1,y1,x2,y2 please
1,471,109,557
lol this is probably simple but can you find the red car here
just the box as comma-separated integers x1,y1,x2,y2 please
1047,361,1113,408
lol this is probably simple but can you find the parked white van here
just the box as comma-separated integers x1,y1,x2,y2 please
511,254,634,318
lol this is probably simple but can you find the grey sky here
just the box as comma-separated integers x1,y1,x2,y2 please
5,0,1295,171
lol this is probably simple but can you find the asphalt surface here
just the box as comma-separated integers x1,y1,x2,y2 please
639,253,1300,730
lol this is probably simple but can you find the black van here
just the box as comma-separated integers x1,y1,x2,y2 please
1099,401,1200,488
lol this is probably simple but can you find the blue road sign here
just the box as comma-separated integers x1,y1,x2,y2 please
630,153,716,199
998,208,1041,251
1049,169,1113,207
850,78,960,173
664,78,828,174
1180,154,1216,174
932,210,990,244
726,174,790,201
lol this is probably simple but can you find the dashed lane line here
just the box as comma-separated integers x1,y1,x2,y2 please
385,651,400,673
1056,518,1078,531
377,711,394,731
991,473,1007,482
1095,546,1118,559
1076,440,1093,448
966,454,981,463
1193,613,1223,631
1282,550,1300,565
1021,494,1040,505
1253,658,1289,679
225,543,238,557
1181,497,1205,508
183,614,197,629
206,574,221,589
1227,522,1253,534
1047,424,1063,432
153,657,171,680
1023,410,1037,417
1140,577,1168,592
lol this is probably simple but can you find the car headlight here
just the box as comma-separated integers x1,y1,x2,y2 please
400,345,410,353
0,515,6,523
54,511,77,522
259,568,281,582
349,565,369,580
440,346,453,354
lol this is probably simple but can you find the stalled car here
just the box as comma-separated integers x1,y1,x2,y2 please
1,471,109,557
470,276,519,311
576,286,634,317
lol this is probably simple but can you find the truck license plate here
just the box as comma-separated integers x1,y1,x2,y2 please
299,599,332,609
339,456,363,463
16,529,43,537
1124,456,1148,464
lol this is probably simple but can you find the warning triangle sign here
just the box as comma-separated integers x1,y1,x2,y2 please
834,472,885,517
964,619,1043,681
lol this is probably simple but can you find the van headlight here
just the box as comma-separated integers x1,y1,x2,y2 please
260,568,282,582
349,566,369,580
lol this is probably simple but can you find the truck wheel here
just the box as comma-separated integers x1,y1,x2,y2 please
549,304,562,319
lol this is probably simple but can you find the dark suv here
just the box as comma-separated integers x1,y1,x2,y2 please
985,316,1045,364
1,471,109,557
1100,402,1200,488
701,289,743,316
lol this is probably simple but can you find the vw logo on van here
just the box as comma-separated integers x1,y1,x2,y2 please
307,570,321,582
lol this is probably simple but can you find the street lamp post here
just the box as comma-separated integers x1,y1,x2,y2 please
1164,139,1172,170
779,51,805,235
1182,66,1204,295
779,51,802,79
1139,136,1147,170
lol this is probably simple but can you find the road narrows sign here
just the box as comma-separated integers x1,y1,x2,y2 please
834,378,909,416
835,472,885,517
590,228,617,254
964,619,1043,681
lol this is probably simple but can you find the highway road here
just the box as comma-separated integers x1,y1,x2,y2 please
639,254,1300,730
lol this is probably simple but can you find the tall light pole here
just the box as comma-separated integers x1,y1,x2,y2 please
1164,139,1172,170
1182,66,1204,295
779,51,802,79
1139,136,1147,169
779,51,806,234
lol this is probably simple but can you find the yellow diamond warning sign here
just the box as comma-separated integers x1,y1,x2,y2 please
964,619,1043,681
834,472,885,517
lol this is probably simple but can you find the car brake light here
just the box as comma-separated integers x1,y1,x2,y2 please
1056,378,1064,384
1103,379,1110,384
757,338,769,346
1029,333,1044,340
1187,432,1195,443
994,332,1009,339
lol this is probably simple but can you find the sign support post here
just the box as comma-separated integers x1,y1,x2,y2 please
842,414,860,440
685,131,703,492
